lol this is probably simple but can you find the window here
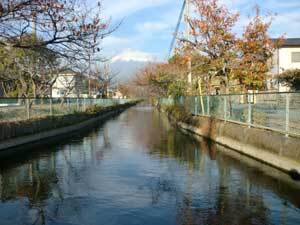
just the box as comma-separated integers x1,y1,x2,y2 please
291,52,300,63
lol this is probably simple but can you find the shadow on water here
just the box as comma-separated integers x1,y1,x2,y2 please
0,117,115,225
0,110,124,162
0,106,299,225
125,107,300,224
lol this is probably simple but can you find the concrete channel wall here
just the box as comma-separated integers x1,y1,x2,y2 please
0,102,137,152
170,114,300,178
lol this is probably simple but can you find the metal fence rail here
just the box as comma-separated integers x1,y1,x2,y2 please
159,92,300,136
0,98,131,122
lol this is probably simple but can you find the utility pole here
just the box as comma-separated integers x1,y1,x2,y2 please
185,0,192,85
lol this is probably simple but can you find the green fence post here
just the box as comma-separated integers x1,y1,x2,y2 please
285,93,290,137
195,97,198,115
207,96,210,116
67,98,70,113
83,98,86,111
224,96,227,121
50,98,53,116
26,99,30,120
76,97,79,112
248,101,252,128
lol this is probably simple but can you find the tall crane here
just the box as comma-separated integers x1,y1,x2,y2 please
168,0,186,59
168,0,192,85
185,0,192,85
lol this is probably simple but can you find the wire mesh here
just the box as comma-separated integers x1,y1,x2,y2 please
0,98,132,122
160,92,300,136
290,93,300,134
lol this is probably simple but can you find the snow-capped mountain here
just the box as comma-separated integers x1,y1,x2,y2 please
110,49,155,82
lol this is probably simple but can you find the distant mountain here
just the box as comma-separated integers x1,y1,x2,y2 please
110,49,155,82
111,60,149,82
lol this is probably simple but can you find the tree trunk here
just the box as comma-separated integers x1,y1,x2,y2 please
198,78,205,114
20,77,28,98
31,78,37,99
1,82,8,97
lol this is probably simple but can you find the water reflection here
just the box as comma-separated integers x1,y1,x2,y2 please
0,106,299,225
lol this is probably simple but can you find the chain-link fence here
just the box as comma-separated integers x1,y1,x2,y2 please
0,98,131,122
159,92,300,136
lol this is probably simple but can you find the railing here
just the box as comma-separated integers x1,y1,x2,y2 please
159,92,300,136
0,98,131,122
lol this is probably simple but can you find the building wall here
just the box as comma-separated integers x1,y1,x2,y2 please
52,74,75,98
279,47,300,72
269,47,300,91
52,73,82,98
54,75,75,89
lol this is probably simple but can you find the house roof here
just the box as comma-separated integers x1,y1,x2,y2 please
272,38,300,47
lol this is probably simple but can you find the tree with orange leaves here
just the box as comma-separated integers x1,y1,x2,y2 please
133,55,188,98
180,0,239,94
234,7,281,91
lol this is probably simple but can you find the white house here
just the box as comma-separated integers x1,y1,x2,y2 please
112,89,126,99
52,71,84,98
269,38,300,91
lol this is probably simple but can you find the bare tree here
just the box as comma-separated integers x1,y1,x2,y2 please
0,34,68,98
92,64,118,98
0,1,118,98
0,0,115,61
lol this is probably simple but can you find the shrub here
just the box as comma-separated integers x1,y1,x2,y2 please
163,104,193,123
85,105,105,114
277,69,300,91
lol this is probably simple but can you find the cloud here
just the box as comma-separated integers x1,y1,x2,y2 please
99,0,182,58
102,36,137,57
134,3,184,40
98,0,300,60
103,36,131,47
102,0,172,19
261,0,300,10
111,49,155,62
136,21,170,33
271,11,300,37
219,0,249,9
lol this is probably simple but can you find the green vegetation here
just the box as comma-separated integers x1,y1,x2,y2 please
85,105,106,115
0,34,61,97
278,69,300,91
163,104,194,124
0,1,111,98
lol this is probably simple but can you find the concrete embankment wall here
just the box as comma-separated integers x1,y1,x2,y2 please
0,102,137,152
167,112,300,176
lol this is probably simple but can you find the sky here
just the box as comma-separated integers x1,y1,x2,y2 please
91,0,300,62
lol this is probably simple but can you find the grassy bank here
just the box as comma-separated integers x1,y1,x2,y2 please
161,104,199,126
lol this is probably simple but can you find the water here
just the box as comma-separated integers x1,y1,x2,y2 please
0,106,300,225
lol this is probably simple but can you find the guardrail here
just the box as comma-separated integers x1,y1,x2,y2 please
0,98,131,122
159,92,300,136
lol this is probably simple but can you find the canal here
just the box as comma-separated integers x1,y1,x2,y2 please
0,105,300,225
